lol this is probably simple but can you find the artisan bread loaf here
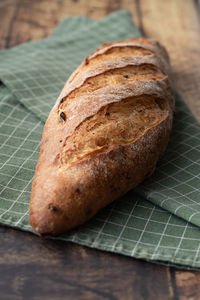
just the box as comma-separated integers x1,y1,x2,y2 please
29,38,174,235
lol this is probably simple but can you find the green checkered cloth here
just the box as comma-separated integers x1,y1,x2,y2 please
0,10,200,270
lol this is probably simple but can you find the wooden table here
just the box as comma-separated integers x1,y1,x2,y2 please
0,1,200,299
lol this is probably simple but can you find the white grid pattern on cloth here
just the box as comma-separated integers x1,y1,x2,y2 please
1,91,200,269
0,11,140,122
0,18,199,225
134,94,200,227
0,12,200,270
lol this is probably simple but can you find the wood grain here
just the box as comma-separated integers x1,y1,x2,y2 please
174,271,200,300
0,226,175,300
138,0,200,121
0,0,199,121
0,0,200,299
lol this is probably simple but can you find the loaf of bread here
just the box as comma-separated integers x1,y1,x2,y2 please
29,38,174,236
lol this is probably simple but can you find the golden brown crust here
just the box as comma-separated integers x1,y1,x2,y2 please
29,38,174,235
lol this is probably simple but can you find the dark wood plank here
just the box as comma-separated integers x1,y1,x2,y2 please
137,2,200,298
0,1,175,298
0,226,175,300
0,0,138,48
0,0,19,48
0,0,200,299
139,0,200,121
1,0,199,121
172,270,200,300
